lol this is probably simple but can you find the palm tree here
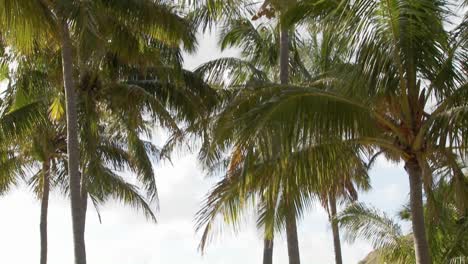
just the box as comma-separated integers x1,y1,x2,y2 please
1,5,216,253
187,1,307,262
209,1,467,263
24,126,66,264
1,1,196,262
339,203,419,264
1,48,163,264
274,4,300,263
0,46,52,208
195,137,367,261
196,14,373,264
318,164,370,264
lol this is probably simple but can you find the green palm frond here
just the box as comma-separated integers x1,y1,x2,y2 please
86,163,157,222
0,101,47,140
195,57,270,87
196,137,369,251
0,0,56,52
182,0,256,32
337,203,415,263
101,0,197,52
105,82,180,135
96,141,133,172
208,84,378,161
428,105,468,152
126,131,158,202
0,148,24,194
283,0,339,26
195,160,258,252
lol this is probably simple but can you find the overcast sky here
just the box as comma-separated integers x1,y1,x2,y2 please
0,32,411,264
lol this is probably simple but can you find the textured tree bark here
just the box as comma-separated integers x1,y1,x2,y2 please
59,20,86,264
40,160,50,264
285,210,301,264
80,188,88,234
329,194,343,264
405,158,432,264
263,238,274,264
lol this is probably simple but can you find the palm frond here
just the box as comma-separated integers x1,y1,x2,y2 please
337,202,415,263
86,163,157,222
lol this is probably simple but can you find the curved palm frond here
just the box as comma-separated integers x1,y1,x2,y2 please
85,162,157,222
338,203,415,263
0,0,56,52
195,57,270,88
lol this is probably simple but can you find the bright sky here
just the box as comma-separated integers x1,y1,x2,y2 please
0,32,411,264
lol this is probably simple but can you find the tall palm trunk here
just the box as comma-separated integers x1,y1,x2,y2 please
40,160,50,264
279,25,289,85
280,16,300,264
263,237,274,264
261,196,274,264
80,179,88,234
405,158,432,264
59,20,86,264
285,209,300,264
329,194,343,264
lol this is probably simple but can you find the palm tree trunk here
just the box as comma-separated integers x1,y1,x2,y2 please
59,20,86,264
285,210,301,264
263,236,274,264
40,160,50,264
262,199,275,264
405,158,432,264
80,184,88,234
329,194,343,264
279,24,289,85
280,15,301,264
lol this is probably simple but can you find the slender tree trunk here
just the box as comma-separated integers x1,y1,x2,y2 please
40,160,50,264
262,197,275,264
263,238,274,264
59,20,86,264
405,158,432,264
279,25,289,85
280,15,301,264
285,210,301,264
80,184,88,234
329,194,343,264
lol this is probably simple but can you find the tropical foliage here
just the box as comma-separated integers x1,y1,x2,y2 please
193,11,373,264
0,0,466,264
339,175,468,263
